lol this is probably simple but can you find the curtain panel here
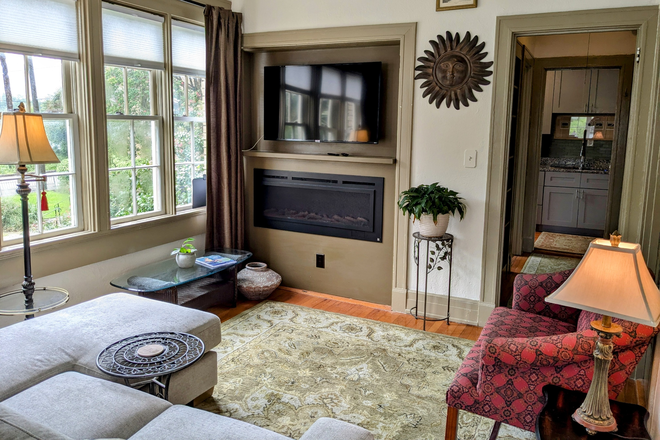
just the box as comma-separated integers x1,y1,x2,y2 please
204,6,244,251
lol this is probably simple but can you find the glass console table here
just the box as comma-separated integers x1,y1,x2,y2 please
110,249,252,309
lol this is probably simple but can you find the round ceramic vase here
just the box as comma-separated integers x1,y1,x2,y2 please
237,262,282,300
418,213,450,238
175,252,197,269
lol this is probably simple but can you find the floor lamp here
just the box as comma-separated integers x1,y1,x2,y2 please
0,103,68,319
546,233,660,434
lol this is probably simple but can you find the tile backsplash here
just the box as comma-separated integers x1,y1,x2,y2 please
542,138,612,159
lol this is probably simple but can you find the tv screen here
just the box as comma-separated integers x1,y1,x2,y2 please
263,62,382,144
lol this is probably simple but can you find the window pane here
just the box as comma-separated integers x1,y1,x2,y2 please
193,122,205,163
173,74,185,117
107,120,131,168
127,68,151,116
194,163,205,179
175,164,192,206
109,169,133,218
188,76,205,117
105,66,125,114
136,168,155,214
134,120,155,166
0,52,26,112
28,56,63,113
43,175,74,231
0,186,29,240
0,165,16,175
174,122,191,163
43,119,72,173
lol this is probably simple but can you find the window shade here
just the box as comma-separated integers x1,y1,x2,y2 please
0,0,79,60
102,3,164,70
172,20,205,75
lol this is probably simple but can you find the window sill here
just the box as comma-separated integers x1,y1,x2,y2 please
0,210,207,287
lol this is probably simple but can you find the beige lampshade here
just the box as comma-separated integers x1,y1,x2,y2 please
546,239,660,327
0,109,59,165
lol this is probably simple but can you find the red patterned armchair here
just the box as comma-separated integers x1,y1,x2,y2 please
445,270,659,439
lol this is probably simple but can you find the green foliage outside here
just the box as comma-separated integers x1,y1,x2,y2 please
398,183,467,223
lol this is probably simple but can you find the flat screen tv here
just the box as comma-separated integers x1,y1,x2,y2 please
263,62,382,144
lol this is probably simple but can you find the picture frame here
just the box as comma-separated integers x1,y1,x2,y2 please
436,0,477,12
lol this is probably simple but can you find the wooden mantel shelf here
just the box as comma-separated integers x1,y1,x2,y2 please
243,150,396,165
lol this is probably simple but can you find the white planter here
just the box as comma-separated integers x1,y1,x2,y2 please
418,213,450,238
175,252,197,268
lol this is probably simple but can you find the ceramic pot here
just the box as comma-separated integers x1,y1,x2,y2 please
175,252,197,269
418,213,450,238
237,262,282,300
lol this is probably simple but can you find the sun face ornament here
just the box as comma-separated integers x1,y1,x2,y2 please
415,31,493,110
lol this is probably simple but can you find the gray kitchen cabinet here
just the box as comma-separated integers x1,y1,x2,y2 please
542,186,580,228
580,173,610,190
577,189,608,230
553,69,590,114
589,69,619,114
542,71,555,135
545,171,581,188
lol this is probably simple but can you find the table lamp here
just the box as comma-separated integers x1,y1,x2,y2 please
546,232,660,434
0,103,63,319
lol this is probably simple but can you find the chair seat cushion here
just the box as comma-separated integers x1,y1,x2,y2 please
2,371,171,439
446,307,577,429
130,405,292,440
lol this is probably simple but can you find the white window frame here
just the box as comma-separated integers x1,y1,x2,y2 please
0,53,83,246
173,72,206,211
104,64,165,225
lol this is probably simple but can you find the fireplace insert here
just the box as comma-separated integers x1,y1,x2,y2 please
254,169,384,242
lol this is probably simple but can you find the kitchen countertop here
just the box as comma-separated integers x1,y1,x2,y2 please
539,166,609,174
540,157,609,175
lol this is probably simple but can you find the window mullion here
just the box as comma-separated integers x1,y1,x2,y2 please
123,67,129,115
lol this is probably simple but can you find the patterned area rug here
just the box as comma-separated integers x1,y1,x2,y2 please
199,301,534,440
520,252,581,275
534,232,597,255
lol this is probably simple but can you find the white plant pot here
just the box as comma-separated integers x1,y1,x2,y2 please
418,213,450,238
175,252,197,268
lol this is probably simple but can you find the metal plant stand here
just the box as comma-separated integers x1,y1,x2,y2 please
96,332,204,400
410,232,454,331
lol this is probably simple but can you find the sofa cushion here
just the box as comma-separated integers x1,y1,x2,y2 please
129,405,292,440
2,371,171,439
299,418,375,440
0,403,73,440
0,293,221,401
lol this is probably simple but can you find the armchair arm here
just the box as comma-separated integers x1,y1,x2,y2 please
512,270,581,324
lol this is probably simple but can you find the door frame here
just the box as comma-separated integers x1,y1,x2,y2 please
481,6,660,318
520,55,635,252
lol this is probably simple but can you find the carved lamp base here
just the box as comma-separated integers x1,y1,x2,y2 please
572,316,622,435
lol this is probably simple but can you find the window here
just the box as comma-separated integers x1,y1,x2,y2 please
102,3,164,222
0,0,80,244
172,20,206,210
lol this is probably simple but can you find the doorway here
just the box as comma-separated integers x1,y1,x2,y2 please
500,31,636,307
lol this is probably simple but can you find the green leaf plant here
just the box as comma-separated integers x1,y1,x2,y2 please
397,182,467,224
171,237,197,255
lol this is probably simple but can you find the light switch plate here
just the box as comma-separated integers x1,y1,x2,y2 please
464,150,477,168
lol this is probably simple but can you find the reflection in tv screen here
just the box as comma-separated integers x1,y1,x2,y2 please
263,62,382,144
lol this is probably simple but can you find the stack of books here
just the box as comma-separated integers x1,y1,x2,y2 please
195,255,235,269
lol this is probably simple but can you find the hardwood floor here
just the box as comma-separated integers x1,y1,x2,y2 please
207,286,483,341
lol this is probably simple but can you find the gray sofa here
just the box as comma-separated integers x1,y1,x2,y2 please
0,293,374,440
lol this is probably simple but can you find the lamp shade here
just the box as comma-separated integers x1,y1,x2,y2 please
546,239,660,327
0,109,59,165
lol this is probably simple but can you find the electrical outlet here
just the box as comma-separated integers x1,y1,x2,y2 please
464,150,477,168
316,254,325,268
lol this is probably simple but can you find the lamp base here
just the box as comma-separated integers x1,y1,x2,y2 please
572,407,617,435
572,317,623,436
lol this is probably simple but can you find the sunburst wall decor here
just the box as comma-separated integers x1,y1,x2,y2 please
415,31,493,110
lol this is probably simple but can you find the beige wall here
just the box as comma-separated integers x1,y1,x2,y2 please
518,31,637,58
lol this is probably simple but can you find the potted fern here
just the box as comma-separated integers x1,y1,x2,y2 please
171,237,197,268
398,183,466,237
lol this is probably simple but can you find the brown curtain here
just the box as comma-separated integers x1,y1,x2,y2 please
204,7,244,251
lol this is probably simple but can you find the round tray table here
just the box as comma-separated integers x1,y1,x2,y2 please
96,332,204,400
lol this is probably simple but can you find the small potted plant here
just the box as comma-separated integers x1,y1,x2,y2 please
171,237,197,268
398,183,466,237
